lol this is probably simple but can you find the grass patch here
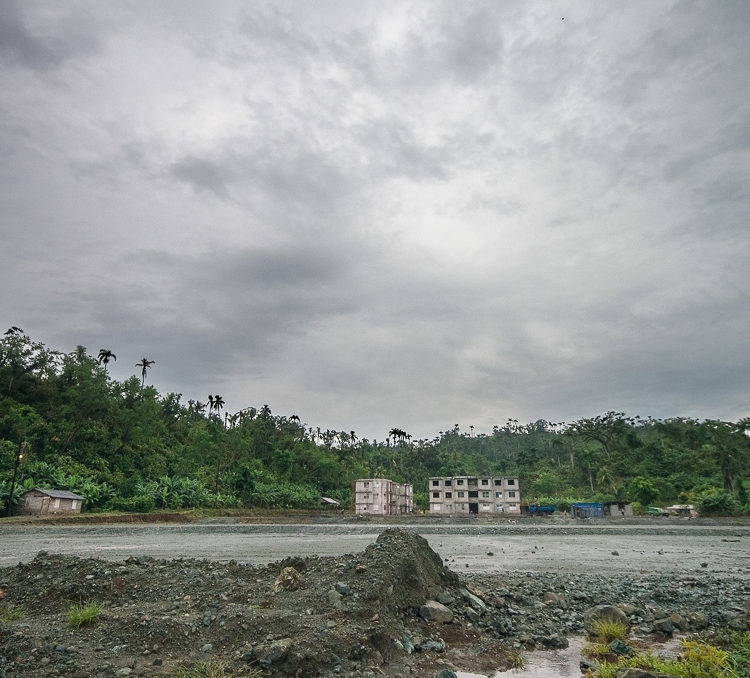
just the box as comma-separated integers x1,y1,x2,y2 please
67,601,103,627
170,661,262,677
0,602,25,622
592,639,737,678
508,649,527,670
588,618,629,643
582,641,614,659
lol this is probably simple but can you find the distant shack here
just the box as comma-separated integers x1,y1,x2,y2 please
19,489,85,515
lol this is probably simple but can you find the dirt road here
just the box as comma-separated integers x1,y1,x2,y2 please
1,520,747,577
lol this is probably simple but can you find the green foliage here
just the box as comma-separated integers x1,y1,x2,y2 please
0,329,748,515
697,487,740,516
109,494,155,513
594,639,736,678
67,601,103,627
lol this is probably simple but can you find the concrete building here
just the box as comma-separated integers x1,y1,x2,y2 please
428,476,520,515
354,479,413,515
19,488,85,515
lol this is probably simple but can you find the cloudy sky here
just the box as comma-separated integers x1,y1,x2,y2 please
1,1,748,440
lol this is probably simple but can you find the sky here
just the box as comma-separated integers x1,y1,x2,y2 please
1,1,749,441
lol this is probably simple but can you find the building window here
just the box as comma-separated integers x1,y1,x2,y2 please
456,479,464,485
458,491,465,498
364,481,369,487
481,479,488,486
496,504,504,512
508,491,516,498
444,479,452,486
445,492,452,499
495,491,502,498
364,493,370,500
432,479,439,486
507,479,515,485
432,491,440,498
482,491,489,498
494,479,502,486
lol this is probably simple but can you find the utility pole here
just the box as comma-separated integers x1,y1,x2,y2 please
6,443,24,517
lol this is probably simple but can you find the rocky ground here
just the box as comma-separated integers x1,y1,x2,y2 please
0,528,748,678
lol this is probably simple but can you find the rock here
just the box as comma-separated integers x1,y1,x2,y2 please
274,567,303,592
334,582,351,596
328,590,345,609
609,638,632,656
460,587,486,615
435,590,454,605
612,551,620,556
652,618,675,635
539,634,568,648
583,605,630,633
465,607,481,624
614,669,667,678
420,600,454,623
201,643,213,652
420,639,446,652
543,591,565,606
114,670,132,677
435,670,459,678
580,658,599,672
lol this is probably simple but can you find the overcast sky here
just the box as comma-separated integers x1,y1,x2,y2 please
1,1,748,441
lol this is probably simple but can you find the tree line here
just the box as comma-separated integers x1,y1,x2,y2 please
1,328,748,515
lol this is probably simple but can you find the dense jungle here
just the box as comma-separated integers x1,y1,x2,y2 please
1,328,748,516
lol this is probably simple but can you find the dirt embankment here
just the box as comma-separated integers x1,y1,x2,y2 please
1,528,748,678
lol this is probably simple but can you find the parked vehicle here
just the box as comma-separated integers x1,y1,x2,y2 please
647,506,669,516
528,504,555,515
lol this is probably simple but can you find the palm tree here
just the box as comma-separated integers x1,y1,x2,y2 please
213,395,225,417
97,348,116,373
207,395,215,414
135,358,155,387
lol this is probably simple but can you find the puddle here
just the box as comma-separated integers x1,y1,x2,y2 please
456,637,586,678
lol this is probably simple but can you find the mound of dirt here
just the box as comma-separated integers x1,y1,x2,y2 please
0,529,507,678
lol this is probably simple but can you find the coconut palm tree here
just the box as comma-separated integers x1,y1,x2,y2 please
135,358,155,387
97,349,116,373
213,395,225,418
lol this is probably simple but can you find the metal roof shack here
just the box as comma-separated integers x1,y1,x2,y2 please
19,488,85,515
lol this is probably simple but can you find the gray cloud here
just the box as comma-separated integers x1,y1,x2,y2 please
1,0,749,439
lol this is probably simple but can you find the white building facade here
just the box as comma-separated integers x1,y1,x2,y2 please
428,476,520,515
354,479,413,515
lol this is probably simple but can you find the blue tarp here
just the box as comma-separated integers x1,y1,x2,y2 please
571,502,604,518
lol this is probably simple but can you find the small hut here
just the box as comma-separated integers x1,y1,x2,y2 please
19,488,85,515
604,501,633,517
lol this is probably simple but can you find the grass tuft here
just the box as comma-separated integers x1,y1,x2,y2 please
170,660,262,678
67,601,103,627
0,602,26,622
588,618,629,643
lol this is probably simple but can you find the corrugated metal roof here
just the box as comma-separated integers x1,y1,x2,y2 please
28,488,85,500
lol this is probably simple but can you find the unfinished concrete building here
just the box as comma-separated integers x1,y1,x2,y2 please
428,476,520,515
354,479,413,515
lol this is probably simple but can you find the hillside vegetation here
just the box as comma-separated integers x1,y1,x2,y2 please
1,328,748,516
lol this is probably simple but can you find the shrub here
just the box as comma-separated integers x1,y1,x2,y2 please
109,494,156,513
697,488,739,516
67,601,103,627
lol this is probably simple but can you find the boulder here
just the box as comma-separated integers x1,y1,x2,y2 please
419,600,454,623
274,567,303,592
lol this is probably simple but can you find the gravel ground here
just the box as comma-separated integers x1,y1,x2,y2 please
1,519,748,577
0,519,748,678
